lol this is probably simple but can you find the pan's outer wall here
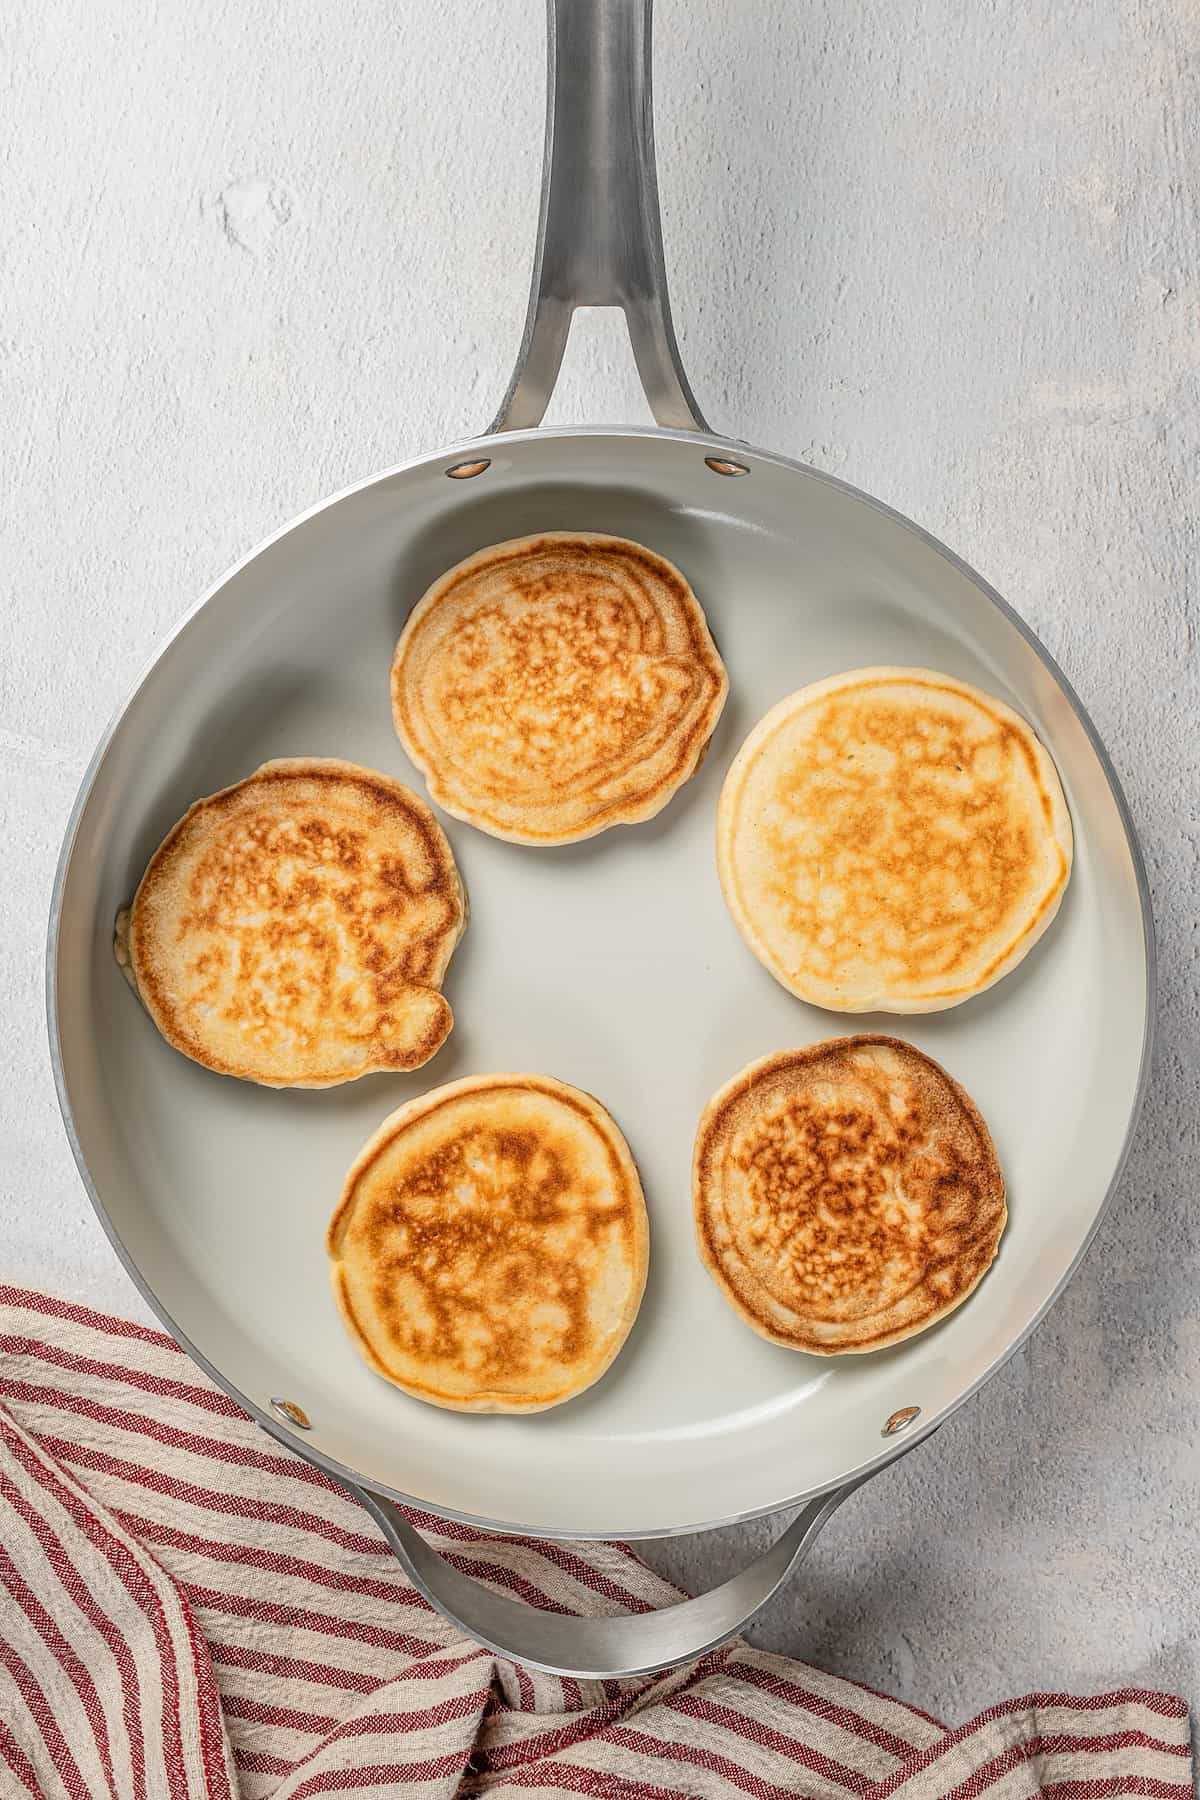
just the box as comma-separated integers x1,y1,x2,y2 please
48,426,1154,1540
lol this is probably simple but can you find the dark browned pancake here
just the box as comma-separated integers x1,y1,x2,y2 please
390,532,728,844
116,759,465,1086
327,1073,649,1411
693,1036,1006,1353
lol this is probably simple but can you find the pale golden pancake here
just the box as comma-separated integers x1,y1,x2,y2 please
694,1036,1006,1354
391,532,728,844
717,667,1072,1013
116,759,465,1087
327,1074,649,1412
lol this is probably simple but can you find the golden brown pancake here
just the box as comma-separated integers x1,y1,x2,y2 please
327,1074,649,1412
693,1036,1006,1354
391,532,728,844
116,759,465,1087
717,667,1072,1012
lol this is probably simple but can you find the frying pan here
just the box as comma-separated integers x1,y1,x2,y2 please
47,0,1154,1678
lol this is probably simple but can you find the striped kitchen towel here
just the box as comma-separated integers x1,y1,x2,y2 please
0,1286,1188,1800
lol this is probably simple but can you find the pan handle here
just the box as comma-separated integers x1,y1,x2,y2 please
351,1478,862,1680
490,0,709,435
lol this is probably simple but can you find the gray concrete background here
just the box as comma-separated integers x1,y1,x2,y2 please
3,0,1197,1726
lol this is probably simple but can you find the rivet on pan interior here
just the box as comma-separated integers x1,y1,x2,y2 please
704,455,750,477
882,1406,920,1438
270,1398,312,1430
445,458,492,480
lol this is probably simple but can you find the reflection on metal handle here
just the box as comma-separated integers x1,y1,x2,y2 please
491,0,709,435
353,1480,860,1679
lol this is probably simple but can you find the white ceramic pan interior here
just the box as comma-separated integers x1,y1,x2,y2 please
47,0,1151,1676
50,421,1151,1536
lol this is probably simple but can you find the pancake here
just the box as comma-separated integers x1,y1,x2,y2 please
693,1036,1006,1355
717,667,1072,1013
391,532,728,844
327,1074,649,1412
116,759,466,1087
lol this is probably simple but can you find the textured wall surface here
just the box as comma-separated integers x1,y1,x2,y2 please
3,0,1198,1724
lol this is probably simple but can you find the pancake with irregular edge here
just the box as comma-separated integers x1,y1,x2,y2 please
693,1036,1006,1355
391,532,728,845
327,1073,649,1412
115,758,466,1087
717,667,1073,1013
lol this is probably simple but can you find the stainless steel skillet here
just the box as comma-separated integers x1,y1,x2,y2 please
47,0,1154,1677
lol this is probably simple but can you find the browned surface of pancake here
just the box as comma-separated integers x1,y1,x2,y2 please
717,668,1073,1012
328,1074,649,1412
693,1036,1006,1354
391,532,728,844
119,759,465,1087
